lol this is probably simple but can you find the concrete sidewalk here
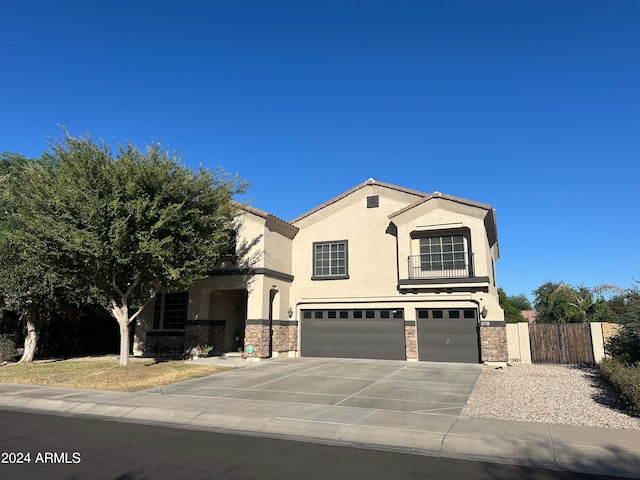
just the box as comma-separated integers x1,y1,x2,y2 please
0,358,639,478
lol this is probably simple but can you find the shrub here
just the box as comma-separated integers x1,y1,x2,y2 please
0,334,18,362
606,322,640,364
600,358,640,417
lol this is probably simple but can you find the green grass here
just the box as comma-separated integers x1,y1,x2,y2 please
0,357,233,392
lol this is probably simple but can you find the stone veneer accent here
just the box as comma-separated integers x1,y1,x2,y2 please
244,320,298,358
272,324,288,353
480,321,508,362
244,322,270,358
184,320,225,354
273,320,298,354
404,322,417,360
287,321,299,353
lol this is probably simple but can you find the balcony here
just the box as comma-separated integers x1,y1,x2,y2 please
399,254,490,292
407,255,471,280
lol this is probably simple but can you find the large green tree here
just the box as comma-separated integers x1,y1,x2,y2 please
4,134,247,365
0,152,80,362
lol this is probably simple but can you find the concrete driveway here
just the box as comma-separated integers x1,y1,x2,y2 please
148,357,482,416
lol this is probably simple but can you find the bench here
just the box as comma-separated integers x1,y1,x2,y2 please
144,332,185,359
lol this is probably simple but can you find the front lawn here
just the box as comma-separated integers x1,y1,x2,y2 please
0,357,232,392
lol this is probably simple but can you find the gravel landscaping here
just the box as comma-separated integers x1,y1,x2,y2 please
461,363,640,430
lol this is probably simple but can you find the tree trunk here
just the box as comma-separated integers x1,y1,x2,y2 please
19,307,41,363
111,302,131,366
118,320,130,366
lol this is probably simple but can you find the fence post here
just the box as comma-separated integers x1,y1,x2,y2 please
506,323,532,363
518,323,531,363
506,324,520,362
591,322,605,363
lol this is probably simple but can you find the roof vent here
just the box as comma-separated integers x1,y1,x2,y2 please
433,191,441,196
366,178,375,184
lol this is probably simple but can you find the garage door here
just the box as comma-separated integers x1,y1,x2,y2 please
301,309,406,360
416,308,480,363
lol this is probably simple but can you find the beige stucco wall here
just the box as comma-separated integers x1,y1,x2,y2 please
602,322,621,343
291,183,422,301
392,197,502,321
235,210,266,270
132,207,295,355
591,322,605,363
263,222,294,274
290,184,503,324
187,210,294,322
189,275,253,320
133,182,505,358
506,322,532,363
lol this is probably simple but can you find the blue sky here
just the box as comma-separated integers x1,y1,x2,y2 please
2,0,639,300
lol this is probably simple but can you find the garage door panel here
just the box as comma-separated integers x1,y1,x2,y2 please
417,310,480,363
419,333,479,349
303,344,406,360
421,319,478,335
303,319,403,335
301,316,406,360
303,332,404,348
420,346,480,364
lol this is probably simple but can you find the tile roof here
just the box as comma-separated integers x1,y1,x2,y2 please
236,203,299,235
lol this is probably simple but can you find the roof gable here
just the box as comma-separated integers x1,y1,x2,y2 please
290,178,427,224
388,191,493,219
388,192,499,251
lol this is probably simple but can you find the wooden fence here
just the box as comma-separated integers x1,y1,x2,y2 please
529,323,595,365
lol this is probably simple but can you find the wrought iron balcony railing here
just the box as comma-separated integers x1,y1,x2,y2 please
407,255,470,280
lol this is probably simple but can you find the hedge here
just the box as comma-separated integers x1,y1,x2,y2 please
600,358,640,417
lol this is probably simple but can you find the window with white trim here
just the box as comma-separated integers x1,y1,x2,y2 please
313,240,349,279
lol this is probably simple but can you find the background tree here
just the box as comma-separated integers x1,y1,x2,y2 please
533,281,622,323
37,133,247,365
507,293,532,311
606,281,640,363
533,281,568,323
606,283,640,324
498,288,526,323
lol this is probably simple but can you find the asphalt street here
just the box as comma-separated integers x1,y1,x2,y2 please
0,410,628,480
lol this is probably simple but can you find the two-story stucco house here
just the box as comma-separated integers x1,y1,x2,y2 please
135,179,507,364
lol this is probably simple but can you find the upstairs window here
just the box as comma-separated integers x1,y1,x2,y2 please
313,240,349,279
419,235,468,275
